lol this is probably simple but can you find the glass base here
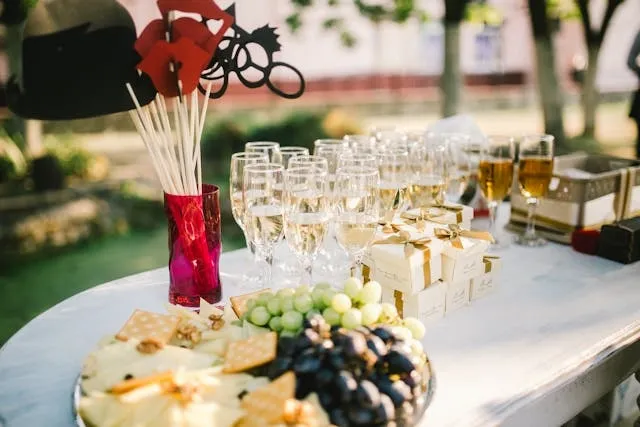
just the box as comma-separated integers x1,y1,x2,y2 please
514,234,547,247
487,236,511,252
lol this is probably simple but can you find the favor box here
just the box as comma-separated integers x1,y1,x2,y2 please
596,217,640,264
365,225,444,294
509,153,640,243
440,236,489,283
445,278,471,314
402,203,473,230
381,282,446,326
470,256,502,301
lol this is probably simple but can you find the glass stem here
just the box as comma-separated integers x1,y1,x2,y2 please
525,198,538,239
353,253,364,280
301,257,313,285
264,249,274,287
488,201,499,236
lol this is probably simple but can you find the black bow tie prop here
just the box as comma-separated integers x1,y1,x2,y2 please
5,0,305,121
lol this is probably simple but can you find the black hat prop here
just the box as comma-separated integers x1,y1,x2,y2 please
5,0,156,120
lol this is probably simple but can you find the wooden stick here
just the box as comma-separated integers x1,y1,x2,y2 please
140,105,178,194
190,90,199,193
192,91,201,192
172,97,189,194
195,82,213,193
149,98,184,194
177,81,196,194
128,110,170,192
156,95,184,192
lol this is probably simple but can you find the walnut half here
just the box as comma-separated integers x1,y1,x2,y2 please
136,338,164,354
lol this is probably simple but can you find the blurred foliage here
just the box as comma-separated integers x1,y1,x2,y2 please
245,111,329,151
465,2,503,26
0,0,39,25
556,135,603,156
43,135,110,181
0,131,27,182
546,0,581,20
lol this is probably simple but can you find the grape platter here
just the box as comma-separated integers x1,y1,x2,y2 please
239,278,434,426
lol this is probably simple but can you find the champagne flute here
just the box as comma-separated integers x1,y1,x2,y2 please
230,152,269,288
478,136,515,249
243,163,285,287
245,141,281,162
313,138,349,154
273,146,309,168
408,143,447,208
284,166,330,284
344,134,376,154
337,153,377,170
444,134,472,203
514,134,554,247
334,166,379,279
289,155,329,173
377,147,410,214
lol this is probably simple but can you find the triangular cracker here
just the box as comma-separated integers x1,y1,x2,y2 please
229,289,272,318
240,371,295,423
222,332,277,374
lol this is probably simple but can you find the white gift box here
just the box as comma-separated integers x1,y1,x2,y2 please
445,279,471,314
381,282,446,326
440,236,489,283
470,256,502,301
365,225,444,294
402,203,473,229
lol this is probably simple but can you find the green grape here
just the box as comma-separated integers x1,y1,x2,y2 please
256,292,274,306
281,296,295,313
311,287,326,309
341,308,362,329
249,306,271,326
296,284,311,295
246,298,257,311
331,293,352,314
269,316,283,332
266,298,282,316
321,289,336,307
410,338,424,356
281,311,304,331
403,317,426,340
343,277,363,299
314,282,332,290
279,330,298,338
361,303,382,326
357,281,382,304
277,288,296,298
391,326,413,342
305,309,321,320
380,303,399,322
294,294,314,313
322,307,341,326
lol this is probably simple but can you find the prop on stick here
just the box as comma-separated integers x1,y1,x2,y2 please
126,0,305,307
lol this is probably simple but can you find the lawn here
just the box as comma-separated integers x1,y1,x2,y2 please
0,227,244,346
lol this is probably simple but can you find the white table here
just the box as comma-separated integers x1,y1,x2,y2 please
1,215,640,427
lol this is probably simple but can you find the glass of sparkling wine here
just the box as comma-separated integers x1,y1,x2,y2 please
284,166,330,284
334,166,380,279
337,152,377,170
243,163,285,288
344,134,376,154
514,134,554,247
443,133,472,203
478,136,515,249
377,147,410,215
273,146,309,168
230,152,269,288
245,141,281,162
408,143,447,208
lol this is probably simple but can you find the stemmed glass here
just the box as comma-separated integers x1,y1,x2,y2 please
284,166,331,284
377,147,410,215
444,134,472,203
334,166,380,279
344,134,376,154
230,152,269,288
245,141,281,162
243,163,285,288
514,134,554,247
478,136,515,249
337,153,377,170
273,146,309,168
408,143,448,208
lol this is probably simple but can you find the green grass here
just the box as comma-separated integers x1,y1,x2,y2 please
0,228,244,346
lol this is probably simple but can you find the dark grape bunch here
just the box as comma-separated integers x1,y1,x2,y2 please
265,315,429,427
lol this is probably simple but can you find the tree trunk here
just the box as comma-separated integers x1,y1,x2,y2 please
441,22,461,118
527,0,566,148
582,44,600,138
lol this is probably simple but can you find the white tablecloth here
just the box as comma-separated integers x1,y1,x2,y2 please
1,210,640,426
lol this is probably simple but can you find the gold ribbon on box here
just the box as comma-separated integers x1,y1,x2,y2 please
393,290,404,317
434,224,495,249
371,226,433,289
482,255,500,274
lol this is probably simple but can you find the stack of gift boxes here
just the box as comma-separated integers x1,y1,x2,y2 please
364,203,502,328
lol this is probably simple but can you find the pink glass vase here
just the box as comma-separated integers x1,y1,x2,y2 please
164,184,222,308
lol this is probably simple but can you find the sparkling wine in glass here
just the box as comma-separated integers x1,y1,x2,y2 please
344,134,376,154
443,133,472,203
243,163,285,287
230,152,269,288
284,166,330,284
334,166,379,279
478,136,515,249
514,134,554,247
273,146,309,168
409,143,447,208
337,152,377,171
245,141,281,162
377,147,410,215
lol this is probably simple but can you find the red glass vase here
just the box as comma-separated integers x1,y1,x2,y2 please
164,184,222,308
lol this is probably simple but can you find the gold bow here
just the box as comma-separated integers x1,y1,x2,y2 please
482,255,500,273
435,224,495,249
373,228,432,258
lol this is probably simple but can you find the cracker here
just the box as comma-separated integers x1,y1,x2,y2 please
110,371,174,395
222,331,277,373
116,310,180,344
229,289,272,318
240,371,295,423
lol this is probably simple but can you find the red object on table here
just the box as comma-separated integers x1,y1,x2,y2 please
164,184,222,307
571,229,600,255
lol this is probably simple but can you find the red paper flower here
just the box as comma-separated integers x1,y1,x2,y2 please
134,0,234,97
